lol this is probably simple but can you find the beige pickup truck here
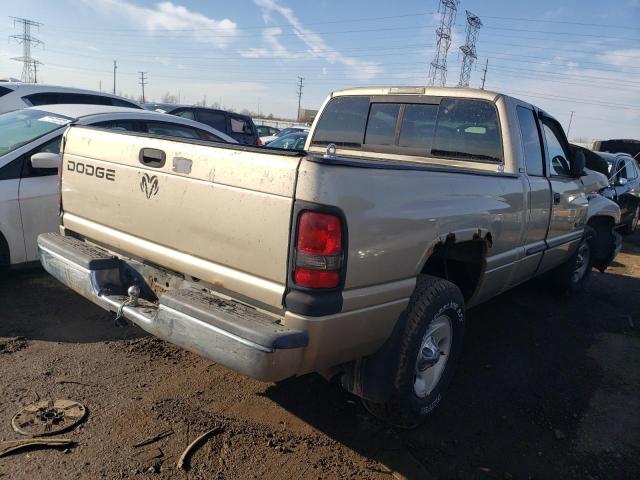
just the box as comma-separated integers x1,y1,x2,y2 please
39,87,621,427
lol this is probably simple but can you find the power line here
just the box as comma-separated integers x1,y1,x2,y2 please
41,60,640,112
139,71,148,103
428,0,459,87
9,16,43,83
457,10,482,88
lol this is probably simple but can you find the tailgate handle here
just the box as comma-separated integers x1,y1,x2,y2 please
139,148,166,168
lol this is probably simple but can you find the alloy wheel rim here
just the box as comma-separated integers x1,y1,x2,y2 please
571,241,590,284
413,314,453,398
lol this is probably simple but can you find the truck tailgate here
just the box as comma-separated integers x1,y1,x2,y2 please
60,127,301,308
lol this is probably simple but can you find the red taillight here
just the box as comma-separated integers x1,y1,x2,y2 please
293,211,343,289
256,137,263,146
294,268,340,289
297,212,342,255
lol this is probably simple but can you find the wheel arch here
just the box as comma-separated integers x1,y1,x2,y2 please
417,228,492,302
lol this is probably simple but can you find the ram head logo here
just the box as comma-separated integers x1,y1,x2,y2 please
140,173,159,199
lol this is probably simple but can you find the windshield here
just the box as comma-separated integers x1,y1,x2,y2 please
0,109,71,156
268,132,307,150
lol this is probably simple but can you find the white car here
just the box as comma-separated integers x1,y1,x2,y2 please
0,104,236,268
0,82,141,114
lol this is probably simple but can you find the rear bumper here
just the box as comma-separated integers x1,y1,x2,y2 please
37,232,307,382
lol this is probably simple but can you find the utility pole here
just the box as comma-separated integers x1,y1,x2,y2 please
296,76,304,122
480,58,489,90
138,71,148,103
427,0,459,87
457,10,482,88
567,111,575,138
9,17,43,83
113,60,117,94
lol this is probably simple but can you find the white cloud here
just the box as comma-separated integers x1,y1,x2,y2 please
252,0,381,80
82,0,237,49
597,48,640,68
240,27,293,59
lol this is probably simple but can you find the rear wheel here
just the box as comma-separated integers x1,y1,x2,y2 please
363,275,465,428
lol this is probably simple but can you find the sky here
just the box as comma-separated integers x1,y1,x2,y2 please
1,0,639,140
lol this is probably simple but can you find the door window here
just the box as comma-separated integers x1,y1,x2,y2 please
144,121,201,139
174,109,196,120
542,121,571,176
92,120,138,132
516,107,544,176
197,110,227,132
623,159,638,180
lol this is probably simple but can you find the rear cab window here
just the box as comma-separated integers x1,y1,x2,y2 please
311,95,502,163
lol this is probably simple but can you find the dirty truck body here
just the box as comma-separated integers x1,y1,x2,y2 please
39,87,621,425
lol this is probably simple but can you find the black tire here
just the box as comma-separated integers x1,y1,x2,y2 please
549,227,594,294
621,204,639,235
363,275,465,428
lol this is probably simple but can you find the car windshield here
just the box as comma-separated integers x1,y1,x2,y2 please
268,132,307,150
0,109,71,157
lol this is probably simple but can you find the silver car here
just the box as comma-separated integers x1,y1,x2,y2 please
0,82,141,114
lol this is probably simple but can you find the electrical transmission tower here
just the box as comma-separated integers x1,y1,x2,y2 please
457,11,482,88
139,71,148,103
9,17,44,83
427,0,459,87
296,76,304,122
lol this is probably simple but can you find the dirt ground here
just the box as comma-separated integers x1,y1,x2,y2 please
1,235,639,480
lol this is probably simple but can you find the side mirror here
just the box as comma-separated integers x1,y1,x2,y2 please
617,177,628,186
31,152,61,170
571,150,586,178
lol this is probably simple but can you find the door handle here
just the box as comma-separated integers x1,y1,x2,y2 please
553,192,561,205
139,148,166,168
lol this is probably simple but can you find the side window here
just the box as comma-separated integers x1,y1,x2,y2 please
197,110,227,132
0,158,23,180
311,96,370,147
144,121,200,139
432,98,502,162
92,120,138,132
110,98,139,108
624,160,637,180
229,116,252,134
516,106,544,176
196,130,223,142
398,104,438,150
542,121,571,176
174,109,196,120
364,103,400,146
22,136,61,178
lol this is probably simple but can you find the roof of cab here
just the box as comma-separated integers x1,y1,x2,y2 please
330,86,502,102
